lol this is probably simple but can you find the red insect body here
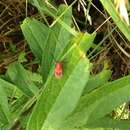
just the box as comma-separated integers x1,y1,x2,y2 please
54,62,63,78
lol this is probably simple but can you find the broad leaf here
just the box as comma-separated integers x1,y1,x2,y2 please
21,5,73,83
26,33,93,130
7,62,39,97
21,18,49,62
63,75,130,129
41,58,90,130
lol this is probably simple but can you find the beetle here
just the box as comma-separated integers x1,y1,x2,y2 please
54,62,63,78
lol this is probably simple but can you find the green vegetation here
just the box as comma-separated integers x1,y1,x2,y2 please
0,0,130,130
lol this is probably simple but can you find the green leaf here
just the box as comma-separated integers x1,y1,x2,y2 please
21,4,96,129
41,4,73,82
99,0,130,42
75,128,104,130
21,18,50,62
7,62,39,97
0,78,11,124
87,116,130,130
30,1,77,36
83,69,112,94
52,4,73,59
78,32,96,53
26,34,91,130
63,75,130,129
29,0,57,17
27,71,42,83
41,58,90,130
40,30,56,83
0,77,22,98
21,5,73,83
18,51,27,63
10,95,29,119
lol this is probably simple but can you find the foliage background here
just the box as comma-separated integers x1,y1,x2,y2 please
0,0,130,130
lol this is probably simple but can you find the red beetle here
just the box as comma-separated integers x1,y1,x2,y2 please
54,62,63,78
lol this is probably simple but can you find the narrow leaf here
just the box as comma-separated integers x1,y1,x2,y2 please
83,69,112,94
87,117,130,130
0,78,11,124
99,0,130,42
